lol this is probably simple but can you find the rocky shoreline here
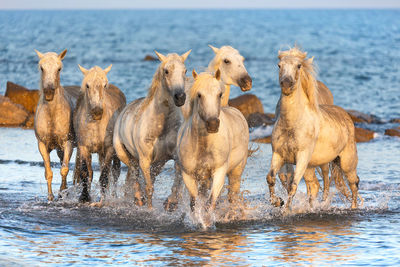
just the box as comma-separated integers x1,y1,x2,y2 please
1,82,399,142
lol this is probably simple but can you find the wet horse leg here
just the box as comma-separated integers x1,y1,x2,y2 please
227,159,246,204
304,167,320,207
78,146,91,203
321,163,330,201
181,170,198,212
59,141,73,192
139,158,154,209
38,141,54,201
266,152,285,207
164,161,183,212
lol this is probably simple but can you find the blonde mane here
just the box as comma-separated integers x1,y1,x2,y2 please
279,47,319,110
137,63,163,116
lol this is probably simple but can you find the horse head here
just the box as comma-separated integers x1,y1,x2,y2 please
191,69,223,133
78,64,112,120
208,45,252,91
35,49,67,101
154,50,191,107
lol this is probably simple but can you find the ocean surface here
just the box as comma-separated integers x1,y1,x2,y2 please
0,9,399,265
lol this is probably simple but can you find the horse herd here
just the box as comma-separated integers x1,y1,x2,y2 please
33,45,361,216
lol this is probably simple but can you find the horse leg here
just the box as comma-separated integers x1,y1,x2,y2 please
139,158,154,209
38,141,54,201
87,154,93,185
181,170,198,212
339,146,359,209
227,159,246,204
208,165,228,211
278,164,294,193
93,149,113,206
266,152,284,207
303,167,320,207
111,154,121,186
321,163,330,201
78,146,91,203
59,141,73,193
72,150,80,185
286,150,312,211
164,161,183,212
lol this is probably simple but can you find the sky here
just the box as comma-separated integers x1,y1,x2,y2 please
0,0,399,9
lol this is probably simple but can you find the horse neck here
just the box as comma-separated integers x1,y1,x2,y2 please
279,82,309,124
149,77,177,116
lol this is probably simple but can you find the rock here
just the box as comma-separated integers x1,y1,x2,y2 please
143,55,157,61
385,127,400,137
247,112,275,128
252,136,272,144
355,127,375,143
228,94,264,119
389,118,400,123
5,82,39,114
0,95,30,127
346,109,382,124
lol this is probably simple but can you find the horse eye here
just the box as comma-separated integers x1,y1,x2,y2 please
277,64,281,69
219,93,223,98
198,93,201,99
40,66,44,72
297,64,301,69
57,68,61,72
165,69,169,75
224,59,230,64
184,69,187,74
86,84,89,89
104,84,107,88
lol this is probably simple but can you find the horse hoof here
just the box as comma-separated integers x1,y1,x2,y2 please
271,197,284,207
163,199,178,212
48,194,55,202
79,193,91,203
134,197,145,207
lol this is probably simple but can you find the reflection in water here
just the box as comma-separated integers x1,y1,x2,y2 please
273,216,359,264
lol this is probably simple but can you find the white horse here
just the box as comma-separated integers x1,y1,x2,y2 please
266,47,360,210
177,70,249,213
113,50,191,209
34,49,79,201
74,65,126,203
180,45,252,119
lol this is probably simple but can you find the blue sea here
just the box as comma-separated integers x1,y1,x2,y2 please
0,9,399,265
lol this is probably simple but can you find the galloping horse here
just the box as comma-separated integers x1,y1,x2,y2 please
74,65,126,203
177,70,249,213
113,50,191,209
266,47,360,210
34,49,79,201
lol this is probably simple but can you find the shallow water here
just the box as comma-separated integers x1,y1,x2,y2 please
0,9,400,265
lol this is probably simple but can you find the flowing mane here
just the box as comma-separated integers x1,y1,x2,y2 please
279,47,319,110
137,63,163,116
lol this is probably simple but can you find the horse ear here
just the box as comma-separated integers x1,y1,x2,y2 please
104,64,112,74
308,56,314,64
34,49,44,59
180,49,191,62
215,69,221,81
58,49,67,60
78,64,88,75
208,45,219,54
154,50,166,62
277,50,283,60
192,69,198,79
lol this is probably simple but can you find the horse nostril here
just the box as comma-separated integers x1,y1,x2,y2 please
173,92,186,106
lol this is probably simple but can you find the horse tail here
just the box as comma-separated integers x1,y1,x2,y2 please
330,158,351,202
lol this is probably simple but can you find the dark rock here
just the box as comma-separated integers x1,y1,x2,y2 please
0,95,30,127
355,127,376,143
252,136,272,144
247,112,275,128
143,55,157,61
228,94,264,119
5,82,39,114
346,109,383,124
389,118,400,123
385,127,400,138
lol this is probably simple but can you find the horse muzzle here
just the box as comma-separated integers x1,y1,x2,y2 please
173,91,186,107
206,118,220,133
43,87,55,101
90,107,103,120
238,74,252,92
280,77,294,95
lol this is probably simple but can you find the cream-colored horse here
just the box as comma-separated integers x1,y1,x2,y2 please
113,50,191,209
180,45,252,119
34,49,79,201
177,70,249,213
267,47,360,210
74,65,126,203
